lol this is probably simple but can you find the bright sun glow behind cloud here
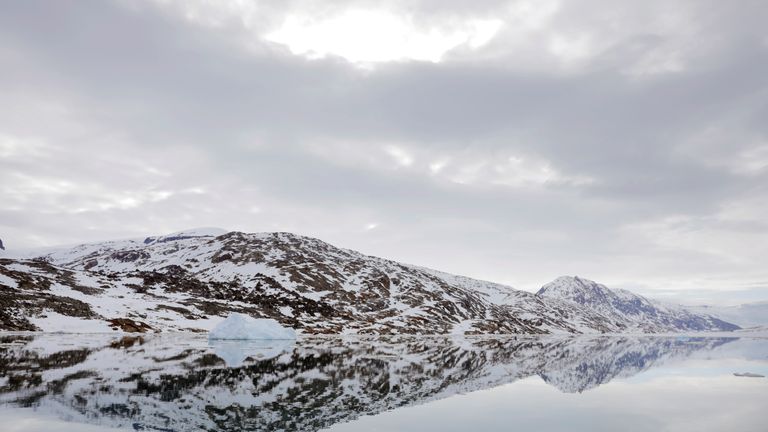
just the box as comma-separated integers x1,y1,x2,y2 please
265,10,502,64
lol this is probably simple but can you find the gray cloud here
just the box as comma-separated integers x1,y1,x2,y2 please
1,0,766,304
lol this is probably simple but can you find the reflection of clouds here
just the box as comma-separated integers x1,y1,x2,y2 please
329,373,768,432
209,338,295,367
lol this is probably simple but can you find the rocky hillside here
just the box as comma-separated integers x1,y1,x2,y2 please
537,276,739,332
0,229,737,334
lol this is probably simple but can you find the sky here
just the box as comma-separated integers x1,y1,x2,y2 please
1,0,767,305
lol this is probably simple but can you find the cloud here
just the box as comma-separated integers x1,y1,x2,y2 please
0,0,766,304
264,10,503,64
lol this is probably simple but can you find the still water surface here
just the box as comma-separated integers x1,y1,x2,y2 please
1,334,766,431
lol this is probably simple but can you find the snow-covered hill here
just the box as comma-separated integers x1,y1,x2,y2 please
537,276,739,332
0,230,737,334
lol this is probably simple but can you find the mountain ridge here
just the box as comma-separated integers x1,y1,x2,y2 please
0,229,738,334
537,275,739,332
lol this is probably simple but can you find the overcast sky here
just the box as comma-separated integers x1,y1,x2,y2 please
1,0,767,305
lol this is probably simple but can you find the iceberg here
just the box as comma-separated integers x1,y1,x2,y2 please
209,313,296,340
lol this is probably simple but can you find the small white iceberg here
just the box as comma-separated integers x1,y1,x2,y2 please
209,313,296,340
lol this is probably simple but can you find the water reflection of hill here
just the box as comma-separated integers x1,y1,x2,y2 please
0,334,736,431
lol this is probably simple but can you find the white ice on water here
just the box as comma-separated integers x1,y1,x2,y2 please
209,339,294,367
208,313,296,340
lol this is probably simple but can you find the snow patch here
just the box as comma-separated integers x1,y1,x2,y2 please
0,273,18,288
30,312,115,333
451,319,479,335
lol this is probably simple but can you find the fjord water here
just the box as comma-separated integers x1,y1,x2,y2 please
0,334,766,431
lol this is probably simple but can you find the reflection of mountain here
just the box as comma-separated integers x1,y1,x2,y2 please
537,337,733,393
0,335,735,431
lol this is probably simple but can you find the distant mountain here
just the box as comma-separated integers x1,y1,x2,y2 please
689,302,768,328
0,229,739,334
537,276,739,332
0,238,4,250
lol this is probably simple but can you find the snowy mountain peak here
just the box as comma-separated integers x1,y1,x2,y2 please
142,227,228,244
537,276,613,304
537,275,739,332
